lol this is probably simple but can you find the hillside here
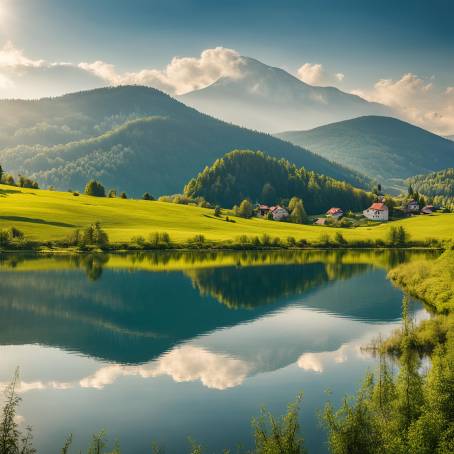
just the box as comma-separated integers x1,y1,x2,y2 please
1,184,453,244
406,168,454,210
184,150,373,213
276,116,454,191
180,57,391,133
0,86,369,195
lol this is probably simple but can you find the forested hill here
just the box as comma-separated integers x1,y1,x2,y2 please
276,116,454,191
0,86,369,195
184,150,374,213
406,168,454,210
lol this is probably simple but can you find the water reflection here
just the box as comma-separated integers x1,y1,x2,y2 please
0,250,435,454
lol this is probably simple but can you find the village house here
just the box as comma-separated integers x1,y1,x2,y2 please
256,204,270,217
421,205,434,215
326,207,344,219
403,199,420,214
269,205,289,221
314,217,328,226
363,202,389,221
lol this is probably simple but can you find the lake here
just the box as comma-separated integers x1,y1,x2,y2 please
0,250,436,453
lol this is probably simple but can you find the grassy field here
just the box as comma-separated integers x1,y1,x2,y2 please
1,184,454,244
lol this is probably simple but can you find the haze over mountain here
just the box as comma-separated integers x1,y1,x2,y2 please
0,86,369,196
276,116,454,191
179,57,392,133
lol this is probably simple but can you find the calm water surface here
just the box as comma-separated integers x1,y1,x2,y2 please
0,250,436,453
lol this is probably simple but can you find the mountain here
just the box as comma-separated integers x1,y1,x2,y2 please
179,57,392,133
0,86,370,195
184,149,374,213
406,168,454,210
276,116,454,191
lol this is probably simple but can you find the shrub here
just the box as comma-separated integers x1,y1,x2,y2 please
214,205,222,217
120,192,127,199
143,192,153,201
84,180,105,197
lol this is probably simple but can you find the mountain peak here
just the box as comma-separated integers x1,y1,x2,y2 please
179,56,392,132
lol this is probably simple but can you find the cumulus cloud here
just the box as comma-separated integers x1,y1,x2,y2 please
352,73,454,135
297,62,344,86
79,46,244,95
0,42,244,98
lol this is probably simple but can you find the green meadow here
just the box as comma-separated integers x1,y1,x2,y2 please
1,184,454,244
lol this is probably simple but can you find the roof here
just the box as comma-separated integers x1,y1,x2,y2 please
258,204,269,210
326,207,343,215
270,205,286,212
369,202,388,211
314,218,327,225
406,200,419,206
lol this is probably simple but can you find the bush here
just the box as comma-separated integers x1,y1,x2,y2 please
84,180,105,197
143,192,153,201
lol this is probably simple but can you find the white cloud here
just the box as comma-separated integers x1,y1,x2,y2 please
296,62,344,86
80,345,250,390
0,40,44,68
352,73,454,135
79,46,244,95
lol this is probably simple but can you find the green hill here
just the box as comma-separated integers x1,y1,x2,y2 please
0,86,369,196
184,150,374,213
406,168,454,210
276,116,454,191
1,184,454,244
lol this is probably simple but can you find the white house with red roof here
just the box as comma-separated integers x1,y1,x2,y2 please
363,202,389,221
326,207,344,219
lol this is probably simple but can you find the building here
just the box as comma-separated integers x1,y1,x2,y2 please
326,207,344,219
363,202,389,221
421,205,434,215
314,218,327,226
269,205,289,221
256,204,270,217
403,199,420,213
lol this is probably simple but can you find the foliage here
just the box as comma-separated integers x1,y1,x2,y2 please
406,168,454,211
66,222,109,248
84,180,106,197
142,192,153,201
252,394,306,453
184,150,374,214
387,226,410,246
323,296,454,454
0,368,36,454
235,199,254,218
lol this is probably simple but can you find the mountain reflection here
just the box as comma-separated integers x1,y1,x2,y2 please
0,250,435,364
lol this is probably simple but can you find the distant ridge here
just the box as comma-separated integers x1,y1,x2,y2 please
276,116,454,191
0,86,369,195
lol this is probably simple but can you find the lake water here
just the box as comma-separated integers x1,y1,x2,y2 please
0,250,436,453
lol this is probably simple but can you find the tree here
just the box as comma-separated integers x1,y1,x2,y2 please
290,200,309,224
120,192,127,199
214,205,222,217
143,192,153,201
236,199,254,218
108,189,117,198
408,184,414,197
84,180,105,197
0,164,3,183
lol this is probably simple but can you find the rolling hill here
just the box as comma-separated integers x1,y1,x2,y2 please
1,184,453,244
0,86,369,195
184,150,374,213
180,57,392,133
276,116,454,191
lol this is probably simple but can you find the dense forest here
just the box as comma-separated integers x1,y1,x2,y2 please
0,86,370,196
184,150,374,213
406,168,454,210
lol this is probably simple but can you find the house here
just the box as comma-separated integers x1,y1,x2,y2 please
326,207,344,219
314,218,327,226
363,202,389,221
403,199,420,213
421,205,434,215
256,204,270,217
269,205,289,221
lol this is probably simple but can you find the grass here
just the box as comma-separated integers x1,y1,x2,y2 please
1,184,454,245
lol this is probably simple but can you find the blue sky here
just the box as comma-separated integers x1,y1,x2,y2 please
0,0,453,133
